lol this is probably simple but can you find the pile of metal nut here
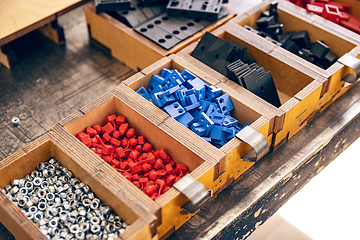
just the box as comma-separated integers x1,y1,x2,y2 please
1,158,129,239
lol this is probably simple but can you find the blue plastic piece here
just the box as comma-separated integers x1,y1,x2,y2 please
195,86,206,101
181,69,197,80
209,126,225,140
163,94,176,105
166,85,183,95
199,112,214,136
205,104,217,119
191,122,206,137
222,115,238,127
202,137,212,142
189,109,201,121
152,85,164,95
184,77,209,89
178,112,195,128
164,69,184,87
147,75,165,93
152,92,167,108
187,94,198,105
163,101,186,119
184,102,200,112
136,86,152,101
205,85,222,101
161,68,172,78
216,93,234,114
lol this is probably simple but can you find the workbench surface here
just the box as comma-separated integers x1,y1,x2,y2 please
0,0,87,46
1,1,359,239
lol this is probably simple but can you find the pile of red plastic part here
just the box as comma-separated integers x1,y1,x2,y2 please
76,114,190,201
288,0,360,34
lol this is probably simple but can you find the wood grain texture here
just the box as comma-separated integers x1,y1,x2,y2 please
0,0,88,46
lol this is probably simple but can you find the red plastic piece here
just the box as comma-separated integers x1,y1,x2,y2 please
134,145,142,152
86,127,97,137
112,131,121,139
123,172,132,181
116,115,127,125
119,123,129,136
77,132,91,147
129,138,138,146
154,159,165,169
340,15,360,34
328,1,350,12
93,124,102,133
139,178,149,184
321,4,341,24
142,143,152,152
103,133,111,142
143,185,157,196
126,128,135,138
306,4,324,15
138,136,146,145
103,122,115,135
110,138,121,147
106,114,117,123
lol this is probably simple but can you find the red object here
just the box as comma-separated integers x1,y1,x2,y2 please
138,136,146,145
112,131,121,139
116,115,126,125
321,4,341,24
143,185,157,196
126,128,136,138
103,122,115,135
142,143,152,152
165,164,175,175
110,138,121,147
77,132,91,147
93,124,102,133
328,1,350,12
306,4,324,15
166,175,176,186
340,15,360,34
86,127,97,137
123,172,132,181
103,133,111,142
106,114,117,123
119,123,129,136
77,114,190,201
129,138,138,146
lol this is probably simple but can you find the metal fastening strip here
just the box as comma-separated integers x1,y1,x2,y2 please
173,174,211,214
338,53,360,87
235,126,269,162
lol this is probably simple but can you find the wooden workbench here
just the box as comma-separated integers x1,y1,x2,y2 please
0,0,89,68
0,1,359,239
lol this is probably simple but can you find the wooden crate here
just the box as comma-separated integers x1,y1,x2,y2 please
0,132,156,240
177,22,329,150
118,54,276,188
84,2,236,71
51,89,226,239
232,0,360,114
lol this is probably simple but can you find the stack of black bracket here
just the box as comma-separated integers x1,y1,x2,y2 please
191,32,282,108
244,1,338,69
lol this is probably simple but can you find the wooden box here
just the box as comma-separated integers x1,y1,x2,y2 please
51,89,224,239
177,23,329,150
0,132,156,240
231,0,360,114
84,2,236,71
118,54,276,187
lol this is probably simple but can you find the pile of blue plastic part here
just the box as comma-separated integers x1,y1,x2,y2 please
136,68,249,148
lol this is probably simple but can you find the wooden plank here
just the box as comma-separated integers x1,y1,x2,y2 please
0,0,87,46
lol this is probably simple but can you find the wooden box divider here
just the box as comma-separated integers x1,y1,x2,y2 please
231,0,360,115
176,22,329,150
51,89,226,239
0,132,156,240
118,54,276,184
84,2,236,72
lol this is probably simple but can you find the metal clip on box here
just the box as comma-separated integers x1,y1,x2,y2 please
173,174,212,214
235,126,269,162
338,54,360,87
